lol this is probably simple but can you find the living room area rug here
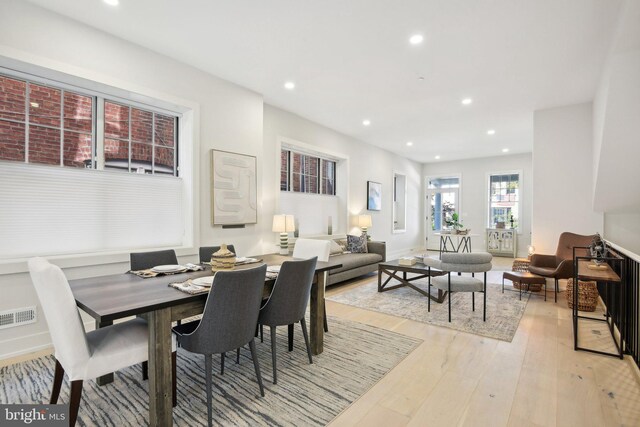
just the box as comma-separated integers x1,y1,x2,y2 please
0,317,420,427
327,271,530,342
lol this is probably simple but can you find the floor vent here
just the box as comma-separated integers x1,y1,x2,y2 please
0,306,37,330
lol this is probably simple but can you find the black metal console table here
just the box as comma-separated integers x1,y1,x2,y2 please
572,247,624,359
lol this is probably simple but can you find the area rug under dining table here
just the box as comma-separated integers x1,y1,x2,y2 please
0,316,420,426
327,271,530,342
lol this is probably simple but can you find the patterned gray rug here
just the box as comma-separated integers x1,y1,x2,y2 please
0,317,420,426
328,272,530,342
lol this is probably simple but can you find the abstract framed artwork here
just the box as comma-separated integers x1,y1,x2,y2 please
211,149,257,225
367,181,382,211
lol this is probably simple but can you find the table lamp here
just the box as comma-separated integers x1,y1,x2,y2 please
357,214,373,240
273,214,295,254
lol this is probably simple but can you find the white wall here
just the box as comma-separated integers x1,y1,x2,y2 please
532,103,603,254
264,105,424,259
0,0,268,358
423,153,533,257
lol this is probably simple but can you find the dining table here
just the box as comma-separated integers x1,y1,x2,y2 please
68,253,342,427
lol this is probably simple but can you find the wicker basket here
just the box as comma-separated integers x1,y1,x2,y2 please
566,278,599,312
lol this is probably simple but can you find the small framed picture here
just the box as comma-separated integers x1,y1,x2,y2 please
367,181,382,211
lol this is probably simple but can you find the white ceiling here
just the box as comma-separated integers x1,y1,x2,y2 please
25,0,622,162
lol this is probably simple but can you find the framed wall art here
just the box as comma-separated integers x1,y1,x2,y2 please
210,149,257,225
367,181,382,211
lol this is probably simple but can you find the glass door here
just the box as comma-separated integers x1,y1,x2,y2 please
426,177,460,251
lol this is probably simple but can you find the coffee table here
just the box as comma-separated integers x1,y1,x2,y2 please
378,259,447,302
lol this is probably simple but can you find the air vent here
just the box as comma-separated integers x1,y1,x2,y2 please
0,306,37,330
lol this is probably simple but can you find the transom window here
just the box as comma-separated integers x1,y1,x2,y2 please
0,74,179,176
488,173,519,228
280,149,336,195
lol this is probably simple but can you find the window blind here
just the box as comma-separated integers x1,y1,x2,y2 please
0,162,184,259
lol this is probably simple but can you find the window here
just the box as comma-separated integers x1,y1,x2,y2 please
0,69,187,260
280,149,336,195
104,101,177,175
489,173,519,228
0,75,94,168
0,73,179,176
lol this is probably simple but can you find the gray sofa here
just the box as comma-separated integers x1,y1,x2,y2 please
327,240,386,286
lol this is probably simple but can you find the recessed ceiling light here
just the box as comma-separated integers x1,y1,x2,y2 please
362,119,371,126
409,34,424,45
103,0,119,6
418,76,425,81
406,141,413,147
502,148,509,153
487,129,496,135
461,98,473,105
284,81,295,90
434,155,441,160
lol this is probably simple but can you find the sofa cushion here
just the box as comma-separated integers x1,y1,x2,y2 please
329,240,344,255
347,234,368,253
328,253,382,275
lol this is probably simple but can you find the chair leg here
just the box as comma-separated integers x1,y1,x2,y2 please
249,339,265,397
483,272,487,322
50,359,64,404
288,324,294,352
270,326,278,384
260,324,264,343
545,279,548,301
69,380,83,427
428,275,431,312
502,276,504,293
220,353,225,375
472,292,475,311
323,305,329,332
555,279,558,303
172,351,177,408
300,318,313,364
448,273,452,323
236,347,241,364
205,354,213,427
142,361,148,381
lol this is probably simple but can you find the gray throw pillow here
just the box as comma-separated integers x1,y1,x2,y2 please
347,234,368,253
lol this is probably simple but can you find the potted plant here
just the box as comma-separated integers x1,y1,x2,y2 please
445,212,467,234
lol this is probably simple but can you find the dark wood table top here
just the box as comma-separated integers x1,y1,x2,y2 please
68,253,342,322
379,258,443,273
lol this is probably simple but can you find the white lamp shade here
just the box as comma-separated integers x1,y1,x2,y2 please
272,214,295,233
357,215,372,228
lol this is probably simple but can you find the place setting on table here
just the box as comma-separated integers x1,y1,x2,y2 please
128,244,281,295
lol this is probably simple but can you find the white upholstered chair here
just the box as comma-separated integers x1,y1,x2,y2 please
292,238,331,332
28,257,176,426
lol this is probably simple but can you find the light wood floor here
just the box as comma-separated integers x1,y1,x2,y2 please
3,257,639,426
326,256,640,427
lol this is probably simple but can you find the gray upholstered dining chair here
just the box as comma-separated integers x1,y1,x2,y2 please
199,245,236,263
130,249,178,271
423,252,493,322
28,258,177,427
258,257,317,384
172,265,267,427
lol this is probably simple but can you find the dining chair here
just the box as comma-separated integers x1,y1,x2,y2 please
258,257,317,384
172,264,267,427
130,249,178,271
27,258,177,427
292,238,331,332
423,252,493,322
199,245,236,263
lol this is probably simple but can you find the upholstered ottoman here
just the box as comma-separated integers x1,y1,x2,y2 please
502,271,547,301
